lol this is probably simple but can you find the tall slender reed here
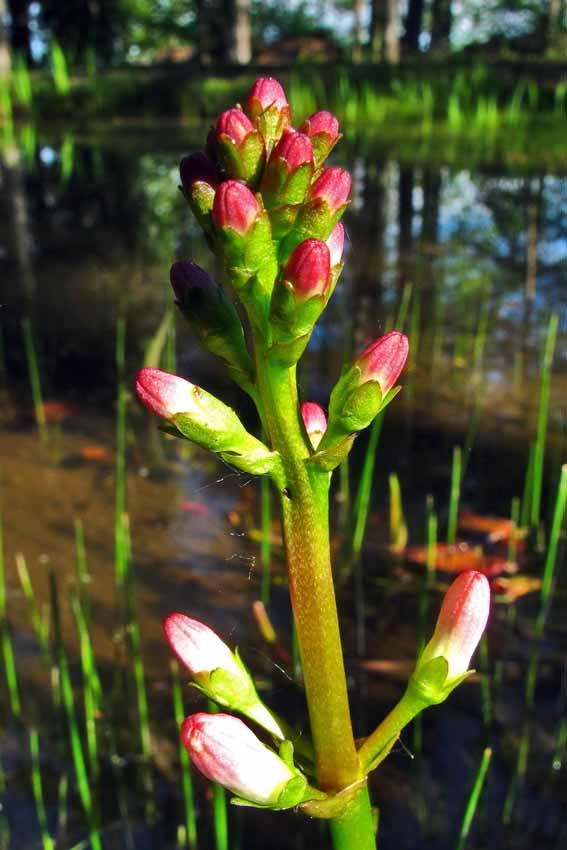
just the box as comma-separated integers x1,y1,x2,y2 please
455,747,492,850
22,317,48,443
0,515,21,718
531,314,558,527
115,318,127,587
15,552,50,661
171,660,198,850
70,592,102,780
30,727,55,850
447,446,462,545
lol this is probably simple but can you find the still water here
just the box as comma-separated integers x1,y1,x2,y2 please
0,121,566,849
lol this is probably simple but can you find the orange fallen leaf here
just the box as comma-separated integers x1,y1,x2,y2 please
458,510,527,544
179,500,210,516
42,400,79,423
405,542,514,577
492,575,541,603
80,445,113,463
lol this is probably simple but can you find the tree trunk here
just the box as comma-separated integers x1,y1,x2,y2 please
430,0,453,51
384,0,401,63
7,0,30,62
225,0,251,65
398,166,415,289
543,0,564,46
352,0,365,63
1,0,12,77
195,0,211,66
404,0,425,51
369,0,384,61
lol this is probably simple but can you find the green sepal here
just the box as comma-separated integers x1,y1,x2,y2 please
184,182,215,234
268,203,302,242
270,281,326,338
340,381,383,432
252,104,290,156
407,656,473,708
307,434,356,471
311,133,341,170
279,200,348,263
262,161,314,209
218,131,265,186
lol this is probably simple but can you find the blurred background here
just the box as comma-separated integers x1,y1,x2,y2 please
0,3,566,850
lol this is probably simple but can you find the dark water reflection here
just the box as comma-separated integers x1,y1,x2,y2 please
0,125,566,850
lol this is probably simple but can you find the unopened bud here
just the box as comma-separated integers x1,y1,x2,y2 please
355,331,409,396
284,239,330,300
136,368,279,477
301,402,327,449
212,180,260,237
416,571,490,684
309,166,351,215
181,713,301,806
216,108,265,184
261,130,314,208
170,261,253,388
245,77,291,154
326,222,345,268
179,152,219,229
299,110,341,168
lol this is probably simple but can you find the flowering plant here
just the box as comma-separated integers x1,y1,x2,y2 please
136,77,490,850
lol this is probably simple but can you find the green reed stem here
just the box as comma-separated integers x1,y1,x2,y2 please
531,313,558,527
115,317,127,587
70,593,101,780
260,473,272,605
455,747,492,850
59,648,102,850
521,443,535,528
338,456,351,539
208,700,228,850
388,472,407,551
525,464,567,708
30,727,55,850
508,497,521,564
0,515,21,718
122,515,154,812
74,518,90,621
447,446,462,545
351,413,384,556
16,552,50,660
57,772,69,845
479,636,492,729
171,660,198,850
22,317,48,443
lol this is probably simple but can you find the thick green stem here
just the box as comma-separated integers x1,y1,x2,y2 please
329,785,376,850
254,350,359,789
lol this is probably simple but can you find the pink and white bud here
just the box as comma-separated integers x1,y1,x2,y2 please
164,613,243,681
212,180,260,236
326,222,345,267
216,108,254,147
136,368,202,421
309,166,351,214
301,402,327,449
180,152,219,195
245,77,289,118
355,331,409,395
181,713,295,805
284,239,331,299
270,130,313,174
417,571,490,680
300,110,340,144
213,180,260,236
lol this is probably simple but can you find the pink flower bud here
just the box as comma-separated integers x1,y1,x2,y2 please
180,152,219,195
284,239,330,299
212,180,260,236
216,108,254,146
136,368,201,421
418,571,490,680
299,110,340,144
246,77,289,117
181,713,295,805
164,613,243,681
309,166,351,214
301,402,327,449
326,222,345,267
270,130,313,173
355,331,409,394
